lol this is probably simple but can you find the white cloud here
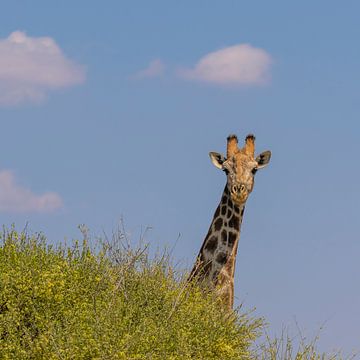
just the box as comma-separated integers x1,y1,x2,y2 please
0,31,86,106
0,170,63,213
178,44,271,86
133,59,165,79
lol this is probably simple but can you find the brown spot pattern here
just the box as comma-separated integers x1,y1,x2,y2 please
228,232,237,245
229,214,240,229
214,217,223,231
216,252,228,265
227,198,233,208
204,236,218,253
221,230,227,244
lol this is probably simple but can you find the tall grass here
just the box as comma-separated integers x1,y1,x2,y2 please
255,328,348,360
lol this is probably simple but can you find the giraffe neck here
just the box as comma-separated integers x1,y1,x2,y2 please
190,185,246,308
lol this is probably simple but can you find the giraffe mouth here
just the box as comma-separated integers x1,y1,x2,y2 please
230,192,248,205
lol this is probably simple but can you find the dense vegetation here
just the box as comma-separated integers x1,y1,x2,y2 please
0,228,342,359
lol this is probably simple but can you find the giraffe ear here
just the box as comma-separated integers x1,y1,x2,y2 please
209,152,226,170
255,150,271,169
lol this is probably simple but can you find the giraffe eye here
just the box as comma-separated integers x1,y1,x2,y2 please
222,165,230,175
251,167,258,175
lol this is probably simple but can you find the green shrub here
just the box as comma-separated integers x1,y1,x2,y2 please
0,228,262,359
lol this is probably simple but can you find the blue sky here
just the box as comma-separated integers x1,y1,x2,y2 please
0,0,360,353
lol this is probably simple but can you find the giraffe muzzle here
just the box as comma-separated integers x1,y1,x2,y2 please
231,184,248,204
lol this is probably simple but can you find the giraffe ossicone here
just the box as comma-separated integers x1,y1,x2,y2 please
189,133,271,310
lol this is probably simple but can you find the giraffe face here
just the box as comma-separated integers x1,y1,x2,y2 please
223,152,259,204
209,134,271,206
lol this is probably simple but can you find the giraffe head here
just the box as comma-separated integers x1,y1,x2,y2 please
209,134,271,206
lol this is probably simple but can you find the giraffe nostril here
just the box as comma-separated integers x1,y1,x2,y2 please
232,185,238,194
240,184,246,192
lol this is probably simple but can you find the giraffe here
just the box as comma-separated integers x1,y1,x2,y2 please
189,134,271,310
